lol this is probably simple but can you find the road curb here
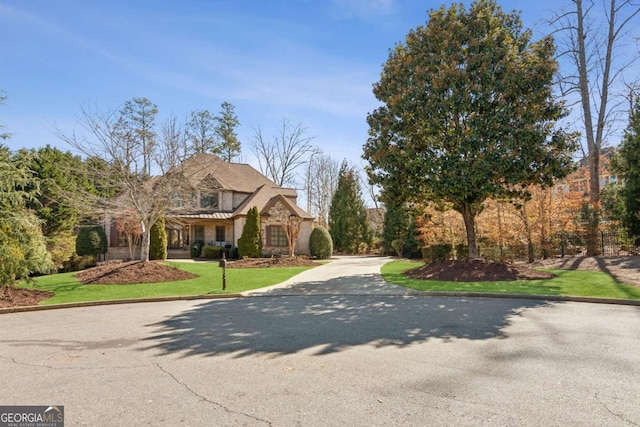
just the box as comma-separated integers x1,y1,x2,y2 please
0,293,245,315
3,290,639,315
413,291,640,306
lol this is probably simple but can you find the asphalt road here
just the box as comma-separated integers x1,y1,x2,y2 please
1,257,640,426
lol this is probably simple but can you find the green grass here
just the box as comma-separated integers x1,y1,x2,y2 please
21,262,316,305
382,260,640,300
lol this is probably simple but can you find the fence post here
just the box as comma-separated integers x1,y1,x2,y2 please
601,231,605,256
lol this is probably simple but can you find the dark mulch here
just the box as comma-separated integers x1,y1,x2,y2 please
75,261,197,285
405,259,555,282
226,256,320,269
0,287,55,308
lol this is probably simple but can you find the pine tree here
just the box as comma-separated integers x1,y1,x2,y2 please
215,102,241,162
612,98,640,238
328,162,372,253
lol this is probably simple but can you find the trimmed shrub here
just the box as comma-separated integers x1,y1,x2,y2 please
230,246,239,259
391,239,405,257
309,226,333,259
76,225,107,259
422,244,452,262
203,246,225,259
149,217,168,260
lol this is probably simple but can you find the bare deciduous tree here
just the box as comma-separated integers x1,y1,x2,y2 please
303,150,340,226
251,118,315,187
56,101,193,262
551,0,640,209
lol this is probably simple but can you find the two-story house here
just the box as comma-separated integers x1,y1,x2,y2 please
106,153,314,259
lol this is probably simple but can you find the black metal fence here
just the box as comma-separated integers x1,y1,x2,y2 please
478,230,640,262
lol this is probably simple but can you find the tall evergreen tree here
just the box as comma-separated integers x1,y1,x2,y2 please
0,144,52,288
382,202,419,257
187,109,217,155
328,162,372,253
118,97,158,176
238,206,261,257
215,101,241,162
149,217,168,260
612,97,640,238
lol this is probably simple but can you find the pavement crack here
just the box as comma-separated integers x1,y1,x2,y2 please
594,390,638,426
155,363,272,426
0,354,148,371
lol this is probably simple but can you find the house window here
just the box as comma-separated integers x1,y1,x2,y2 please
215,226,225,242
200,193,218,208
194,225,205,244
267,225,287,247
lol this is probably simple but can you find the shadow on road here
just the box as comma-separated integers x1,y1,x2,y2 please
250,273,408,295
142,296,550,358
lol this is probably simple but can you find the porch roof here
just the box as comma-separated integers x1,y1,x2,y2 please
175,212,234,220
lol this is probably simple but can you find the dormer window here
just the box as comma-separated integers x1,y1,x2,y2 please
200,193,219,208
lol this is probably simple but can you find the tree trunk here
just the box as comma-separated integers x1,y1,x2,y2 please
139,221,151,262
461,204,479,259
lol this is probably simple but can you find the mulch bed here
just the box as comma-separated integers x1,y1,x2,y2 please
74,261,197,285
405,259,555,282
0,287,54,308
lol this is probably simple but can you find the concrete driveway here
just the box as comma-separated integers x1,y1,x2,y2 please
1,256,640,426
243,255,408,296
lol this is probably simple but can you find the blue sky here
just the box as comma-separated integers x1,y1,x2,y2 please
0,0,585,171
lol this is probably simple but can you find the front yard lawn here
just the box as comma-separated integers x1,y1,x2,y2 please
22,262,315,305
382,260,640,300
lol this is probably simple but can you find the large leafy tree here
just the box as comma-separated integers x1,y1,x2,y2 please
0,145,52,289
329,162,373,253
612,97,640,238
0,94,52,289
363,0,576,258
14,146,103,269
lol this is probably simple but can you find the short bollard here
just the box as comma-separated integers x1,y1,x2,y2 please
219,253,227,290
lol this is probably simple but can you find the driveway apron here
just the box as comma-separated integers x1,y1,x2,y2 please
243,255,409,296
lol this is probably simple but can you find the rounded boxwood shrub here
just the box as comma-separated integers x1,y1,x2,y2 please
203,246,220,259
309,226,333,259
391,239,405,257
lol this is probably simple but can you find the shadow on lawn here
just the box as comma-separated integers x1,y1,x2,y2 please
141,295,551,358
